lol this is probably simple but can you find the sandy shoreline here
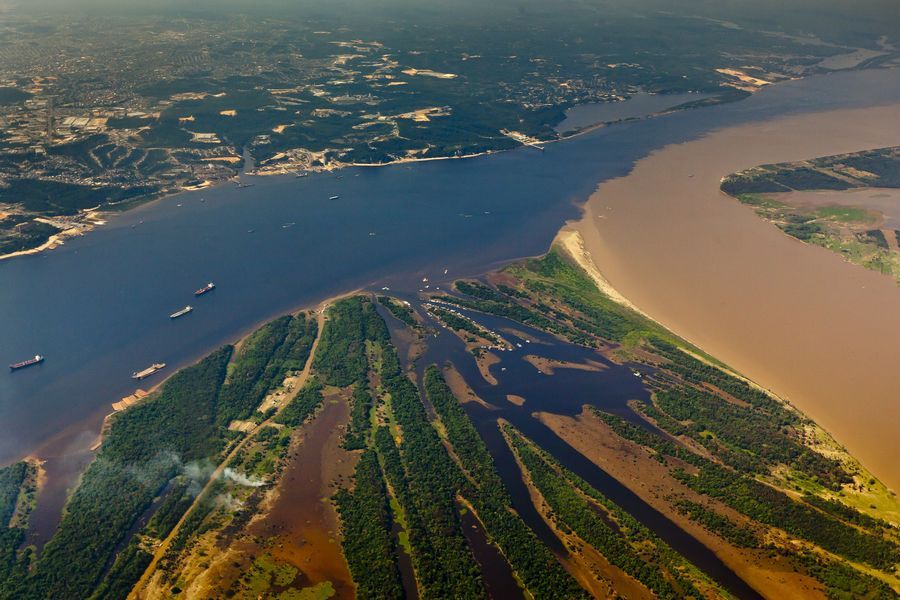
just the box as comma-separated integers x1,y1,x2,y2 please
0,225,86,262
567,101,900,493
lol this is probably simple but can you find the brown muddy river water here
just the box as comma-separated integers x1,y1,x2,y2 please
571,102,900,492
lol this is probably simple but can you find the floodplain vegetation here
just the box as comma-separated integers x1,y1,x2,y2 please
430,248,900,599
722,146,900,281
4,247,900,599
0,312,318,599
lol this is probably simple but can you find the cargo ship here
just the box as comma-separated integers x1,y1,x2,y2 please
132,363,165,380
170,305,193,319
329,195,340,201
9,355,44,371
194,282,215,296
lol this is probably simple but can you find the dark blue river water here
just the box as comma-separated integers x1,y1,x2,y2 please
407,302,762,598
1,68,898,475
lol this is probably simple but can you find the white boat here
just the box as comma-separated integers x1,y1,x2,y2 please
132,363,165,380
170,305,193,319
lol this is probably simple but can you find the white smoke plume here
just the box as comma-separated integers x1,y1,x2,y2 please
182,459,217,496
223,467,266,487
215,493,245,511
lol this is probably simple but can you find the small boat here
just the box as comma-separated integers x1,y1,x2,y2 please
10,355,43,371
170,306,193,319
194,283,215,296
132,363,165,380
329,195,340,201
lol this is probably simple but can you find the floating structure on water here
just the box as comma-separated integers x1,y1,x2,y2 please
9,355,43,371
194,283,215,296
170,305,193,319
132,363,165,380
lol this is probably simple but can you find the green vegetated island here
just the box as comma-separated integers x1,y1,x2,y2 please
3,242,900,598
2,0,899,256
722,146,900,281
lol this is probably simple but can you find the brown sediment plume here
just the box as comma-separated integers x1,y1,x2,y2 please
566,102,900,493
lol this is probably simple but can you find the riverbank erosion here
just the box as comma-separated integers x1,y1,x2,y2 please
567,101,900,493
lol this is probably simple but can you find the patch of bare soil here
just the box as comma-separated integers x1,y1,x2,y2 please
505,394,527,407
475,350,501,385
522,354,605,375
442,363,496,410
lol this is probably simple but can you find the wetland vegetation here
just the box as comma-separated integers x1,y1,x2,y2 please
722,146,900,281
428,246,900,598
5,246,900,599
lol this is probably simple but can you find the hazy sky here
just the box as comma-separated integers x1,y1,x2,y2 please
4,0,899,47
